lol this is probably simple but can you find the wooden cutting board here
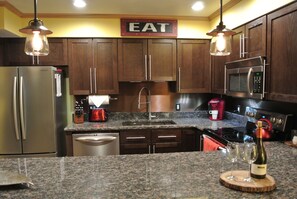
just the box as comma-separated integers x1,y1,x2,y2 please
219,170,276,193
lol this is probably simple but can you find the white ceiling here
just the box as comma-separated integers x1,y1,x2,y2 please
5,0,231,18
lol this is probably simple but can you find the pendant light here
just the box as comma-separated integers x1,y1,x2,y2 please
206,0,235,56
19,0,52,56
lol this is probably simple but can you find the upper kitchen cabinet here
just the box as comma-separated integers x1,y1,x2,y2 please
177,39,210,93
211,56,228,94
229,16,266,61
68,38,118,95
4,38,68,66
118,39,176,82
0,39,3,65
4,38,32,65
266,2,297,103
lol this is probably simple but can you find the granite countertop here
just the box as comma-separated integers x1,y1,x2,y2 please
0,142,296,198
64,111,246,132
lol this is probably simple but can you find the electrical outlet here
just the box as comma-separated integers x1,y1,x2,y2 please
176,104,180,111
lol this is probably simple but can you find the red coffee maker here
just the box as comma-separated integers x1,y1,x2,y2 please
208,98,225,120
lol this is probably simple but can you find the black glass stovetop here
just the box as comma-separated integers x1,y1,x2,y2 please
204,127,254,145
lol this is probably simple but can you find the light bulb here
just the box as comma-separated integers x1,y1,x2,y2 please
32,31,43,52
216,33,227,52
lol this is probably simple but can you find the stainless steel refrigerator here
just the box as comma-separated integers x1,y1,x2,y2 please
0,66,67,157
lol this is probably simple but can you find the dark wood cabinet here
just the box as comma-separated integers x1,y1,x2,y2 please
120,128,200,155
4,38,68,66
4,38,32,65
211,56,228,94
266,2,297,103
0,39,3,65
230,16,266,61
118,39,176,82
68,38,118,95
38,38,68,65
177,39,211,93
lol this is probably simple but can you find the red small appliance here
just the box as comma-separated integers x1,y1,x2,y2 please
208,98,225,121
89,107,108,122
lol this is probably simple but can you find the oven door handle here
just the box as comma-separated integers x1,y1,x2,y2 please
247,68,253,96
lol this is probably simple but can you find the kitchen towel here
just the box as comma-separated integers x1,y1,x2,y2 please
203,135,225,152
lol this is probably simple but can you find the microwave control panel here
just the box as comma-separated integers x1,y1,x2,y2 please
253,72,263,93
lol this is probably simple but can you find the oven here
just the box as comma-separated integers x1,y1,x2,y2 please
224,56,266,99
203,107,293,151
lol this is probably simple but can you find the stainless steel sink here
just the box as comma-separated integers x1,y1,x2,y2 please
122,120,176,126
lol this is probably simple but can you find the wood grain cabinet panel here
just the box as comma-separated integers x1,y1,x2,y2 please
38,38,68,65
4,38,32,65
177,39,210,93
118,39,176,82
211,56,228,94
68,38,118,95
266,2,297,103
230,16,266,61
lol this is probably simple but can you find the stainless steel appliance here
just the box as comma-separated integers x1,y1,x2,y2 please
224,56,266,99
0,66,66,157
72,133,119,156
204,107,293,147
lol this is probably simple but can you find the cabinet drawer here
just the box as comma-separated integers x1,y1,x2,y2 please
120,130,151,144
151,129,181,143
120,143,149,154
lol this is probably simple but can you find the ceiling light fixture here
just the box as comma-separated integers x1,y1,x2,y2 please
19,0,52,57
206,0,235,56
73,0,86,8
192,1,204,11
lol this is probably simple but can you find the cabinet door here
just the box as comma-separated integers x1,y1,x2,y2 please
118,39,147,81
177,39,210,93
148,39,176,81
0,39,3,65
4,38,32,65
152,129,181,153
267,2,297,103
181,129,200,152
120,130,151,154
39,38,68,65
93,39,119,94
229,26,245,61
68,39,93,95
211,55,228,94
246,16,266,58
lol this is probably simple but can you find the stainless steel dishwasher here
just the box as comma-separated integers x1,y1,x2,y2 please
72,133,119,156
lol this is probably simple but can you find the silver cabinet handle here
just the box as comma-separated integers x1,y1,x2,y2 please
149,55,152,80
178,67,181,92
224,65,227,94
239,34,242,58
126,136,146,140
153,144,155,153
19,76,26,140
148,145,151,154
89,68,93,94
262,60,266,98
157,135,177,139
13,76,20,140
145,55,148,80
94,67,97,93
247,67,253,96
242,33,246,57
75,136,116,144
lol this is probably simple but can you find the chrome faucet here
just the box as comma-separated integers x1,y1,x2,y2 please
138,87,153,120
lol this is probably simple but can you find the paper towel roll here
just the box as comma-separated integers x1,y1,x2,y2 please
88,95,109,107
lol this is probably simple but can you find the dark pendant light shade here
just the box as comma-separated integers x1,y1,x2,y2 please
206,0,235,56
19,0,52,56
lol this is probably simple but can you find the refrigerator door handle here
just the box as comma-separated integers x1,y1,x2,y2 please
20,76,26,140
13,76,20,140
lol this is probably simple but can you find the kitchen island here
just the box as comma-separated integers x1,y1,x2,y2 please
0,142,296,198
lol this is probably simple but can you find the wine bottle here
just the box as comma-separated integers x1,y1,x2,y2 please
251,121,267,179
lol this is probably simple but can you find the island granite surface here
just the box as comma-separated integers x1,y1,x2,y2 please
0,142,296,198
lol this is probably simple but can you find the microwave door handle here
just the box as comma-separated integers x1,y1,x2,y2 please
247,68,253,96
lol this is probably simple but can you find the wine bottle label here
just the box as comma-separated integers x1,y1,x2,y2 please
251,164,267,175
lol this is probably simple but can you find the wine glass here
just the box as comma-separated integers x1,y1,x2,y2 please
225,142,240,180
241,142,258,182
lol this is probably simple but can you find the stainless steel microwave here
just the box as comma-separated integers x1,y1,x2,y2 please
224,56,266,99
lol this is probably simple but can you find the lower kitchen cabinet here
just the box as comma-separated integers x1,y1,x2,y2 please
120,128,200,155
